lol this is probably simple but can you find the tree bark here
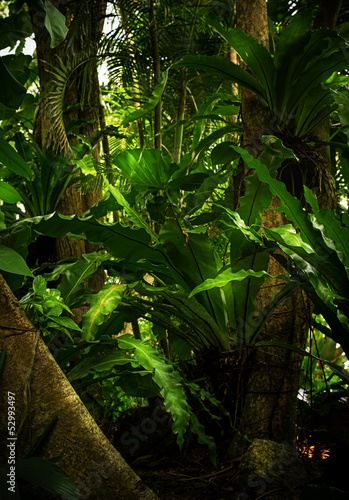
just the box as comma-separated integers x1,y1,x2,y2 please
229,0,310,456
31,0,106,296
0,274,158,500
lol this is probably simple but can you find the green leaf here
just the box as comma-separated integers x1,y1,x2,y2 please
0,58,27,110
108,184,159,242
0,12,33,50
112,149,176,189
121,70,168,126
44,0,69,48
56,252,110,307
67,351,132,382
33,275,47,296
0,244,33,277
189,269,282,297
208,22,274,110
178,54,266,100
159,219,230,338
16,457,79,500
0,137,32,178
117,334,191,449
82,284,125,341
0,181,22,203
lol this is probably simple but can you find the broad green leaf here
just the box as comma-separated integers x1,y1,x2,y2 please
159,219,230,337
46,315,82,331
189,269,282,297
0,181,22,203
33,275,47,296
112,149,176,189
67,351,132,382
44,0,69,48
82,284,125,341
109,184,159,242
121,70,168,126
233,146,320,250
332,89,349,143
0,244,33,277
211,141,238,166
0,12,33,50
0,137,32,178
177,54,266,100
117,334,191,449
304,186,349,265
0,58,27,110
56,252,110,307
208,22,274,110
16,458,79,500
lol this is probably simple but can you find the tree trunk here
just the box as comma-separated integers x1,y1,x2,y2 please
31,0,106,293
228,0,340,457
228,0,309,456
0,274,158,500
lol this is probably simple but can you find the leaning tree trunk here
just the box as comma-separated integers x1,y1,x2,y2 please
0,274,158,500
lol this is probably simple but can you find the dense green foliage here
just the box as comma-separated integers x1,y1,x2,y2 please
0,0,348,478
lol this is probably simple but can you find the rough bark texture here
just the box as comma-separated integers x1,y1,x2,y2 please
31,0,106,293
229,0,310,456
237,0,270,157
0,274,158,500
229,0,340,457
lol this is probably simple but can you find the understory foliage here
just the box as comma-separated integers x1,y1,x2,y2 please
0,0,348,471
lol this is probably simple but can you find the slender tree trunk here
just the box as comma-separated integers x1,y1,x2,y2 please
0,274,158,499
173,68,187,164
148,0,162,150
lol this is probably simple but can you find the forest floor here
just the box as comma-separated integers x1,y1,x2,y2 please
127,436,349,500
110,399,349,499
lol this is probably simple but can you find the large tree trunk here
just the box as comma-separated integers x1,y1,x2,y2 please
30,0,106,293
228,0,341,459
228,0,311,456
0,274,158,500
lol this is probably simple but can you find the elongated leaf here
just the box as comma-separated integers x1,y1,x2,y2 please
0,181,22,203
160,289,229,350
189,269,283,297
177,54,266,100
0,244,33,277
190,414,216,466
82,284,125,341
67,351,132,382
109,184,159,241
44,0,69,48
121,70,168,126
304,186,349,265
16,458,79,500
56,252,110,307
0,137,32,178
159,219,229,336
208,22,274,110
117,334,191,449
